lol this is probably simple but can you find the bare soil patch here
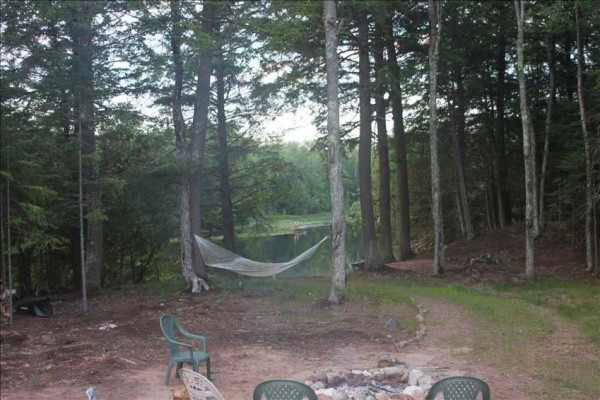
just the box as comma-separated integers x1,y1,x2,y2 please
1,228,597,399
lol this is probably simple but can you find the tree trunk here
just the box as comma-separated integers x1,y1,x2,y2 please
451,69,474,240
2,146,14,325
515,0,536,277
428,0,445,276
77,91,87,311
170,0,195,285
374,20,394,264
539,34,556,233
216,37,236,252
189,2,216,280
384,11,414,261
575,6,596,274
357,9,382,271
73,2,103,290
495,2,511,228
323,0,347,303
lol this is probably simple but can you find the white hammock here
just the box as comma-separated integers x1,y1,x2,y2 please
194,235,328,277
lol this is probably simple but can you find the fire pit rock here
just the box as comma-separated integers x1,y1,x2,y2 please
306,365,436,400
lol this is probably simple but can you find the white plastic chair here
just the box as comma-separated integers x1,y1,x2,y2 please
179,368,226,400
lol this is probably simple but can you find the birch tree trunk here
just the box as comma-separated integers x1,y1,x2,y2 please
539,34,556,233
428,0,445,276
384,11,414,261
575,5,596,274
374,20,394,264
515,0,536,277
323,0,346,304
357,9,383,271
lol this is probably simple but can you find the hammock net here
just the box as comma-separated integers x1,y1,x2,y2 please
194,235,329,277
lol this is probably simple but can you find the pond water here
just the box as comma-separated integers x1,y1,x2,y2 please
235,225,362,277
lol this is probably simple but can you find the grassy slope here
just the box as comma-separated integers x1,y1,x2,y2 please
208,275,599,399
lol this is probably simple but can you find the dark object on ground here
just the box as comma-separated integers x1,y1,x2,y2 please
349,260,365,272
14,287,54,317
426,376,490,400
160,314,211,385
253,379,317,400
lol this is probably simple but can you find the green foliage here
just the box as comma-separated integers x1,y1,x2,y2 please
1,0,599,293
271,142,329,215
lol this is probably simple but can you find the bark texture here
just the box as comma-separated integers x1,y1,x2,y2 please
428,0,445,275
216,42,236,253
323,0,347,303
515,0,536,277
357,9,383,271
540,34,556,233
384,12,414,261
495,3,511,228
170,0,195,285
451,69,474,240
189,2,216,279
73,2,103,290
575,6,596,274
374,20,394,264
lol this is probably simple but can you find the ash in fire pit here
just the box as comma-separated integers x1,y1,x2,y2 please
304,361,444,400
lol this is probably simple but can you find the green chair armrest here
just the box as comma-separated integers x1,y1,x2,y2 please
166,337,195,359
177,323,208,351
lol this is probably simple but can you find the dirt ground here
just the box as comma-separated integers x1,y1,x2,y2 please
1,228,597,400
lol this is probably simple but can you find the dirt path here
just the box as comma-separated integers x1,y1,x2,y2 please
410,297,534,400
1,276,596,400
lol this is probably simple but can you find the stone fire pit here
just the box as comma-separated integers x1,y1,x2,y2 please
303,360,444,400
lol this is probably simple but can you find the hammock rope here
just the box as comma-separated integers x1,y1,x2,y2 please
194,235,329,277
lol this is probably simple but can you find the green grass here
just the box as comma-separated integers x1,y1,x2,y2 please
147,272,187,294
494,280,600,345
324,277,599,399
155,271,599,399
237,212,331,237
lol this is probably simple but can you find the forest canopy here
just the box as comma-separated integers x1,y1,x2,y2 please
1,0,598,295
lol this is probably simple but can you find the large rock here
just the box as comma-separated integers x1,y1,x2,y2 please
407,370,423,386
311,382,326,391
316,388,335,400
416,374,434,390
327,372,344,386
382,367,406,379
402,386,424,400
332,389,349,400
378,355,396,368
400,370,409,383
372,369,385,381
316,371,328,383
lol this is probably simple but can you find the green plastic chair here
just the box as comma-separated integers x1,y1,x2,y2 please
253,380,317,400
426,376,490,400
160,314,211,385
